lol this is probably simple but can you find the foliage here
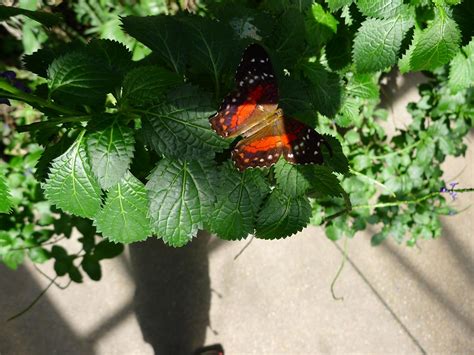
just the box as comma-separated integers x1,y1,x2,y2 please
0,0,472,279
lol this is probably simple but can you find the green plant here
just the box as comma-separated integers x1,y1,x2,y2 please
0,0,472,260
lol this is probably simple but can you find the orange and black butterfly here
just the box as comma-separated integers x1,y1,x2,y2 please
209,43,330,171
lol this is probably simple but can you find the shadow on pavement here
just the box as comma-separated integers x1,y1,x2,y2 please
0,265,95,355
129,231,212,355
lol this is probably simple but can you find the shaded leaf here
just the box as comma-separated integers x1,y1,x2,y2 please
0,5,62,26
256,188,311,239
43,131,102,218
0,168,13,213
210,163,270,240
146,159,217,247
95,172,152,243
87,120,135,189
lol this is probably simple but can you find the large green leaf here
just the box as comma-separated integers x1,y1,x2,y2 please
357,0,404,19
256,188,312,239
274,158,312,197
47,51,118,107
182,16,234,93
353,14,413,72
95,172,151,243
346,73,379,99
409,12,461,71
121,66,182,105
301,62,343,117
210,163,270,240
0,168,12,213
305,2,338,53
121,15,186,74
140,85,228,159
86,120,135,190
43,131,101,218
325,0,353,11
449,39,474,93
0,5,62,26
146,159,216,247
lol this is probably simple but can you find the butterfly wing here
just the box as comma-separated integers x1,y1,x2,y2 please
232,115,330,171
210,44,278,138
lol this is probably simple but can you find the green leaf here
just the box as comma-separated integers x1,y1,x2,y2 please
121,66,182,105
325,0,353,11
301,62,343,117
121,15,186,74
269,8,305,67
256,188,312,239
182,16,234,91
305,3,338,53
0,5,62,26
43,131,102,218
146,159,217,247
81,255,101,281
311,166,344,197
346,73,379,99
86,120,135,190
85,39,133,76
0,168,13,213
94,172,152,243
409,12,461,71
141,85,228,159
210,163,270,240
28,247,50,264
322,135,350,174
274,158,312,197
3,250,25,270
357,0,404,19
449,39,474,93
336,97,360,127
47,51,118,107
353,14,414,72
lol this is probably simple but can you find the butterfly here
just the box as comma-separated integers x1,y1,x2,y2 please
209,43,330,171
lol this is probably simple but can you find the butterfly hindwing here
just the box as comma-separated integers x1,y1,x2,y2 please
232,116,329,171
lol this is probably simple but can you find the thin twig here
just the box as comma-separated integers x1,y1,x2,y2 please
9,236,65,252
330,237,349,301
234,235,255,260
32,264,71,290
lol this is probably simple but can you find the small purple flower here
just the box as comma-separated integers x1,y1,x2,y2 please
440,187,448,193
450,192,457,201
449,182,459,189
0,71,16,80
0,70,31,105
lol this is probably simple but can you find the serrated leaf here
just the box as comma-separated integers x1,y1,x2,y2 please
94,172,151,243
210,163,270,240
121,15,186,74
274,158,312,197
409,12,461,71
43,131,101,218
256,188,311,239
182,16,234,91
269,8,305,67
86,120,135,189
0,168,13,213
301,62,343,117
48,51,118,107
0,5,62,26
305,3,338,53
353,14,414,73
322,135,349,174
449,39,474,93
357,0,404,19
121,66,182,104
146,159,216,247
141,85,228,159
312,166,344,197
346,73,379,99
86,39,132,76
325,0,353,11
336,97,360,127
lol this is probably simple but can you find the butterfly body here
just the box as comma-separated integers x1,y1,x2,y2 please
210,44,329,171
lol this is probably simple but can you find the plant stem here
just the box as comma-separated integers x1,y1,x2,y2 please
331,237,348,301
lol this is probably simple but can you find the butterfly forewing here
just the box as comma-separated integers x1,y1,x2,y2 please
210,44,278,138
